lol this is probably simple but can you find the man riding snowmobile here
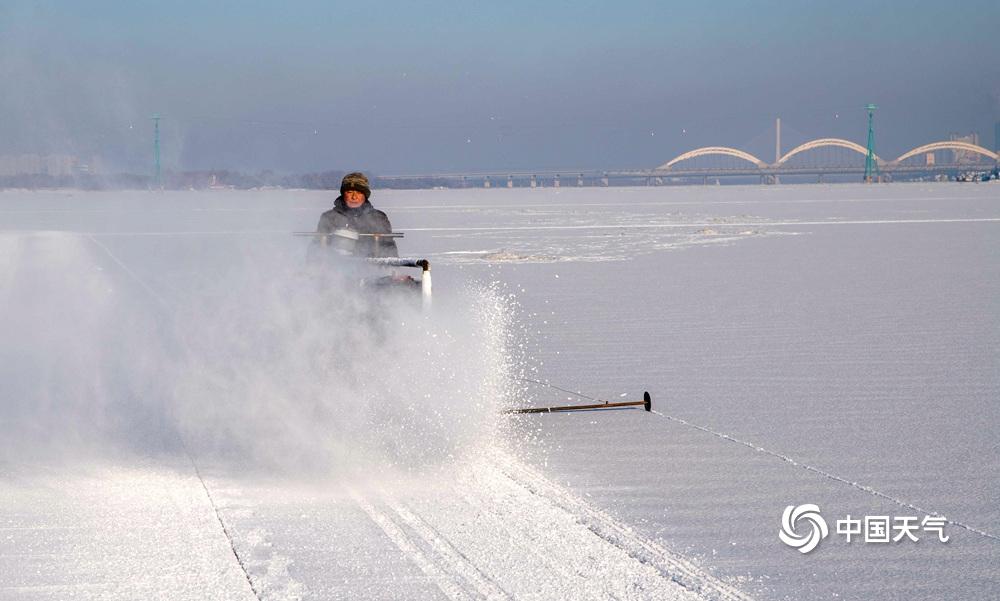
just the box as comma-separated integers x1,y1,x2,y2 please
313,172,398,258
307,172,427,303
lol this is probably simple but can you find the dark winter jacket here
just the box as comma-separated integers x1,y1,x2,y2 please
314,196,398,258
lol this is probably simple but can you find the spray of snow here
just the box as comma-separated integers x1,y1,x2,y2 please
170,256,520,476
0,231,523,476
0,232,172,462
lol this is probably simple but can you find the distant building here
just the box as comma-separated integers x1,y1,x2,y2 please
948,132,982,163
46,155,76,177
76,155,104,175
17,154,42,175
0,154,45,176
0,153,102,177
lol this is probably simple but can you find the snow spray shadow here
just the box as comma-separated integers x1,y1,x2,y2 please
0,232,175,464
169,241,522,477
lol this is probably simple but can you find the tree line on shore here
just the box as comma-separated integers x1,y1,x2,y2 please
0,169,468,191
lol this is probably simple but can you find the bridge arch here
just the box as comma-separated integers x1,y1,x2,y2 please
777,138,880,165
657,146,767,170
893,141,998,164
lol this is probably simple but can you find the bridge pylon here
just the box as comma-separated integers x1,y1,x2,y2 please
864,104,880,183
151,113,162,190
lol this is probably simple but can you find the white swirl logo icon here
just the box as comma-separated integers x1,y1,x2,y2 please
779,504,828,554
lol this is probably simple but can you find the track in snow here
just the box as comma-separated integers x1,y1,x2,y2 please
216,452,755,601
351,488,511,601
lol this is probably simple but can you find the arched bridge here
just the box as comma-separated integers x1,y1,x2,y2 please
777,138,881,165
376,139,999,187
653,139,997,173
893,141,997,164
656,147,768,170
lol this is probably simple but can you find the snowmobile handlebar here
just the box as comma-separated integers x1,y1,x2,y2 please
294,231,405,239
297,230,406,258
365,257,429,271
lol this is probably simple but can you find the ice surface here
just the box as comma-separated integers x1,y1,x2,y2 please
0,459,256,601
1,183,998,600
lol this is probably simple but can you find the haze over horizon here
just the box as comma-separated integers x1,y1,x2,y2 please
1,0,998,175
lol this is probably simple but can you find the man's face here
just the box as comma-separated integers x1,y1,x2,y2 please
344,189,366,208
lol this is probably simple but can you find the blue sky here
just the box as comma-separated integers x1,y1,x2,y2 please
1,0,997,173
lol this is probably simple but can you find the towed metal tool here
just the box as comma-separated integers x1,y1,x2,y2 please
503,391,652,414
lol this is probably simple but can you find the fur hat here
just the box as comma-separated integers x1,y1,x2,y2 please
340,172,371,199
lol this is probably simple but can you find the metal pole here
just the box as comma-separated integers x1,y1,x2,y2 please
775,117,781,164
774,117,781,185
864,104,879,183
503,392,652,414
151,114,162,189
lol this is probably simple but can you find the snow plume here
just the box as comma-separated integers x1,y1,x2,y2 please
0,232,521,474
171,254,519,476
0,233,172,462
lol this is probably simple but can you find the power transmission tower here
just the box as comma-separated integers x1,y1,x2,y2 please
863,104,879,183
151,114,162,189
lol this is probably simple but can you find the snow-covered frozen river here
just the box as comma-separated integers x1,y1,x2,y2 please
2,183,998,600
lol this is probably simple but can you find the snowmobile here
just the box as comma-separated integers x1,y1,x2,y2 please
298,228,432,310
